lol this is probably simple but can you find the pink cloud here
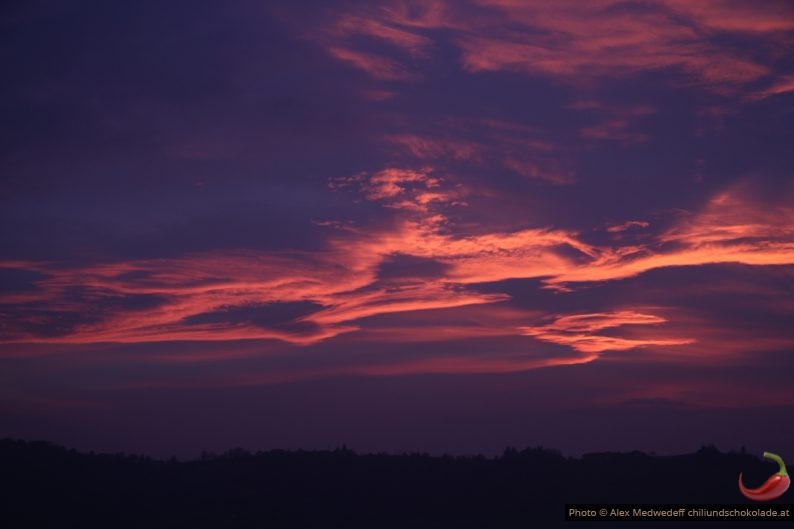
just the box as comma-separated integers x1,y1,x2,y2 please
663,0,794,34
363,167,434,200
330,166,466,213
463,0,775,88
749,75,794,101
384,118,575,184
386,134,485,162
520,311,695,353
333,15,432,55
570,96,658,147
307,0,790,96
659,186,794,246
580,119,649,145
372,0,457,30
2,181,793,379
606,220,651,233
326,46,419,81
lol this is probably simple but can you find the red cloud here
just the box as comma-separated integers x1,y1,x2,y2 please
520,311,695,353
2,181,792,376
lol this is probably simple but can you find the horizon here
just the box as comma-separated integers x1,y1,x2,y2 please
2,0,794,460
0,436,763,461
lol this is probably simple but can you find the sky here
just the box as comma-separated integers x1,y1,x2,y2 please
1,0,794,458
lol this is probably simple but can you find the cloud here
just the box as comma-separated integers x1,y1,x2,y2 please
377,254,450,280
384,119,575,184
1,180,792,378
606,220,651,234
302,4,434,82
363,167,436,200
542,184,794,288
580,119,650,145
325,46,420,81
386,134,485,163
462,0,779,89
2,0,793,430
332,14,433,55
330,166,463,212
659,186,794,246
520,311,695,353
304,0,792,97
663,0,794,33
749,75,794,101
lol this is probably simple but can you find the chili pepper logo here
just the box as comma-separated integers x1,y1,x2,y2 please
738,452,790,501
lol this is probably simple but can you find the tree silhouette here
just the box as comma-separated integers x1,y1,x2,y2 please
0,439,790,528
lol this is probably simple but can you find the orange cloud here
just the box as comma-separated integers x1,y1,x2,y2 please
363,167,435,200
2,181,792,375
330,166,465,213
659,187,794,246
307,282,508,326
543,185,794,287
520,311,695,353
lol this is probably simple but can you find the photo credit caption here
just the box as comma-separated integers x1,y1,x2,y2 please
566,504,793,522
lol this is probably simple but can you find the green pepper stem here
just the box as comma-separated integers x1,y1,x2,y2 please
763,452,788,477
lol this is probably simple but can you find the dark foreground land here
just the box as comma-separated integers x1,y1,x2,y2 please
1,439,791,528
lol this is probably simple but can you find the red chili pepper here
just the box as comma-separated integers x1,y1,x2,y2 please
738,452,790,501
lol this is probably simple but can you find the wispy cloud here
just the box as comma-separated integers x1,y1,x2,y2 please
330,166,463,211
463,0,782,89
520,311,695,353
749,75,794,100
325,46,420,81
3,180,791,371
384,119,575,184
606,220,651,234
307,0,792,94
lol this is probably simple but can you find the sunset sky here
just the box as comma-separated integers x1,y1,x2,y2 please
2,0,794,458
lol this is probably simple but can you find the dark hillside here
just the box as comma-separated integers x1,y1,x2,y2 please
1,440,790,528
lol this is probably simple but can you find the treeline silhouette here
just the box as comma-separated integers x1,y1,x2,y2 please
1,439,790,528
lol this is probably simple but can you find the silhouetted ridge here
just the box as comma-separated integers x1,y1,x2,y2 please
0,439,790,528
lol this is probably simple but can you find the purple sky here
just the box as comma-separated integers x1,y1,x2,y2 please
2,0,794,458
